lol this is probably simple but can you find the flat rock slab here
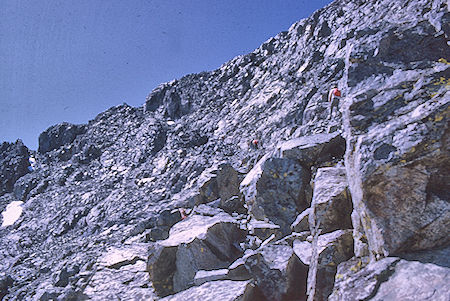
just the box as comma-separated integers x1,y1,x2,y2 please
248,219,282,240
330,256,450,301
194,269,229,286
84,244,155,300
159,280,262,301
275,132,345,167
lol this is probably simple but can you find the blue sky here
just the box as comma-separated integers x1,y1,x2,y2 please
1,0,333,150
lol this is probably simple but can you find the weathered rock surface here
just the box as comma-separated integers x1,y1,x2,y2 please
309,166,353,234
307,230,354,301
83,243,155,300
240,155,311,235
195,163,244,211
38,122,86,154
330,254,450,301
275,132,345,168
244,241,308,301
1,0,449,299
147,213,246,296
159,280,265,301
0,140,30,196
343,1,450,257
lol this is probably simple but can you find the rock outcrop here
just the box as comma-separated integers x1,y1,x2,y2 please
1,0,449,300
147,212,246,296
244,241,308,301
309,167,353,234
0,140,30,197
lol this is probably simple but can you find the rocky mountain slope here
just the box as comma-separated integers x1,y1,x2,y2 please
1,0,449,300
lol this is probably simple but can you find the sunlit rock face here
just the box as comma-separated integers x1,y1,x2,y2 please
0,0,449,300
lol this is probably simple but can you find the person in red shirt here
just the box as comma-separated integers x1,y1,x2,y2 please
328,85,342,119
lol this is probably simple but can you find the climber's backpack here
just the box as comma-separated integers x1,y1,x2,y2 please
332,88,341,97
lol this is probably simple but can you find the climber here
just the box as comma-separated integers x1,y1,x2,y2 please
28,156,36,172
249,139,260,150
328,85,342,119
179,208,187,220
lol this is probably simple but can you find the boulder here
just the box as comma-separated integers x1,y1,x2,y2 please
195,164,243,210
147,213,246,296
13,173,40,201
330,255,450,301
159,280,265,301
309,167,353,234
343,19,450,257
0,140,30,196
291,208,311,232
240,155,311,235
307,230,354,301
329,256,398,301
372,260,450,300
38,122,86,153
275,132,346,167
156,208,182,228
244,241,308,301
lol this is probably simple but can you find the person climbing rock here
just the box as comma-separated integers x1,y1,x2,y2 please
249,139,261,150
328,85,342,119
28,156,37,172
179,208,187,220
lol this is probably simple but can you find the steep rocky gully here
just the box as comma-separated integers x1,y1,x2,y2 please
1,0,449,300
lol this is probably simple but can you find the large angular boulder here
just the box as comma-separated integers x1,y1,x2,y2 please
343,22,450,257
330,255,450,301
240,155,311,235
0,140,30,196
38,122,86,153
147,213,246,296
275,132,346,167
307,230,354,301
195,163,244,211
244,241,308,301
309,167,353,234
159,280,265,301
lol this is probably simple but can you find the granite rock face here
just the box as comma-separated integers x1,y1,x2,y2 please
343,0,450,257
1,0,449,300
